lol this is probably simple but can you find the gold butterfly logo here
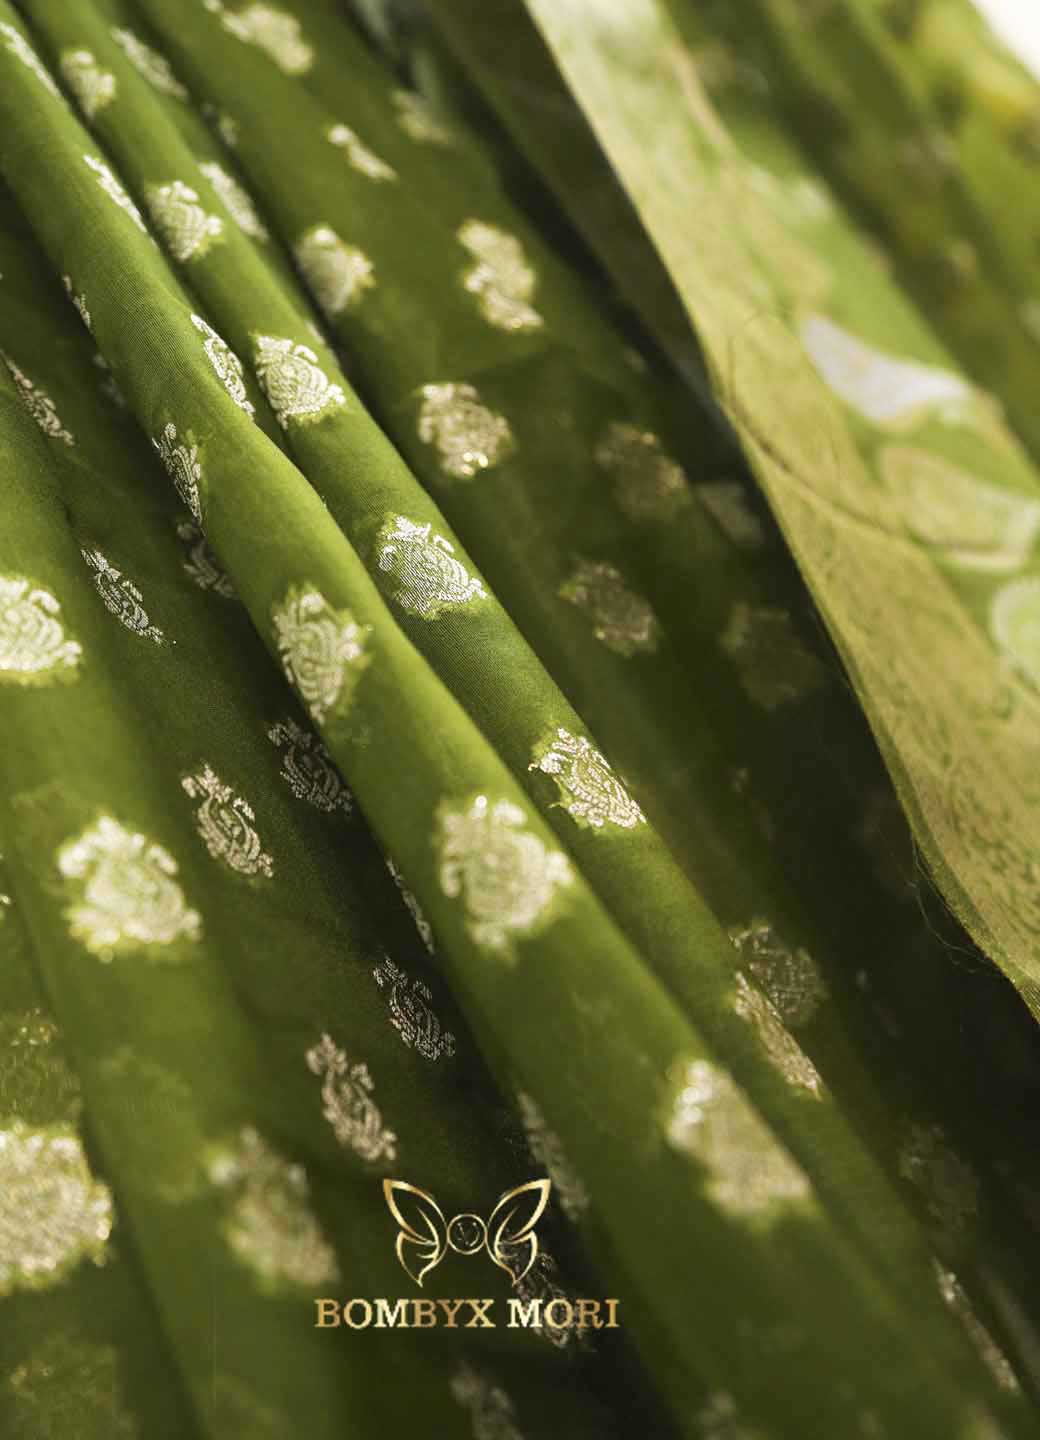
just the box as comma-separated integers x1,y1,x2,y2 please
383,1178,551,1287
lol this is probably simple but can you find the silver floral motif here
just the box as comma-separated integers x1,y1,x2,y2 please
305,1033,397,1163
417,382,514,479
8,1334,139,1438
990,576,1040,689
458,220,543,333
666,1059,812,1221
152,421,202,519
81,548,165,643
387,856,435,954
696,480,766,549
147,180,223,262
0,578,81,684
57,815,201,957
198,160,268,240
0,1124,111,1296
516,1091,589,1221
530,727,645,830
190,313,255,416
733,974,822,1098
0,22,62,99
393,89,453,145
293,224,373,317
451,1364,524,1440
208,1126,339,1290
272,585,369,724
267,718,352,814
181,765,274,878
253,335,345,427
720,603,827,710
176,518,235,597
438,796,573,952
83,154,148,233
2,354,74,445
373,956,456,1059
327,122,397,181
110,27,187,98
727,920,827,1027
62,275,92,333
59,49,116,118
215,3,314,75
595,422,691,520
559,559,659,657
899,1122,978,1247
376,516,486,619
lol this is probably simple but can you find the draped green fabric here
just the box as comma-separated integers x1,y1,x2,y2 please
0,1,1039,1436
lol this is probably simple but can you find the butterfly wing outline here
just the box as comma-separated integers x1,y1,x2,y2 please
383,1180,448,1287
486,1178,551,1285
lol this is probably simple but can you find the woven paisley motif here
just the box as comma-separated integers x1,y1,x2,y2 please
376,516,486,618
253,335,345,427
0,578,81,685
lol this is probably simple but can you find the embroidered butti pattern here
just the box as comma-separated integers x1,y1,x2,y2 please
438,796,573,952
516,1091,589,1221
208,1126,339,1291
190,313,255,416
59,49,116,118
393,89,453,146
0,578,82,684
63,276,92,333
451,1364,524,1440
559,559,659,657
720,603,828,710
81,548,165,644
732,974,822,1098
83,155,148,234
272,586,369,725
57,815,201,957
417,383,514,479
198,160,268,240
530,728,645,830
212,3,315,75
305,1034,398,1164
3,354,74,445
110,26,187,98
294,225,373,317
0,1124,112,1296
373,956,456,1060
376,516,486,619
727,920,827,1028
181,765,274,878
990,576,1040,689
0,21,62,99
666,1059,812,1223
152,422,202,520
176,519,235,597
147,180,223,262
253,335,345,427
267,718,352,815
458,220,543,333
327,122,397,181
595,422,691,521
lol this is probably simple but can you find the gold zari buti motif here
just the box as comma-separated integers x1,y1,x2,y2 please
253,335,345,427
199,161,268,240
110,26,187,98
530,727,645,830
294,225,373,317
417,383,514,480
595,422,691,520
3,354,74,445
82,548,165,644
305,1034,397,1163
720,603,827,710
0,578,81,684
59,48,116,118
0,1124,112,1295
373,956,456,1060
267,718,352,814
272,586,369,725
667,1059,812,1222
327,122,397,181
733,974,822,1098
147,180,223,262
376,516,486,618
176,519,234,596
191,313,254,417
559,559,659,657
727,920,827,1027
438,796,573,952
181,765,274,878
0,21,62,99
210,2,314,75
393,90,453,146
208,1126,339,1290
58,815,201,957
152,422,202,520
83,154,148,234
458,220,543,333
898,1122,978,1248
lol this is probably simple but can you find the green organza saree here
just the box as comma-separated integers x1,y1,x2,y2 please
0,1,1038,1436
